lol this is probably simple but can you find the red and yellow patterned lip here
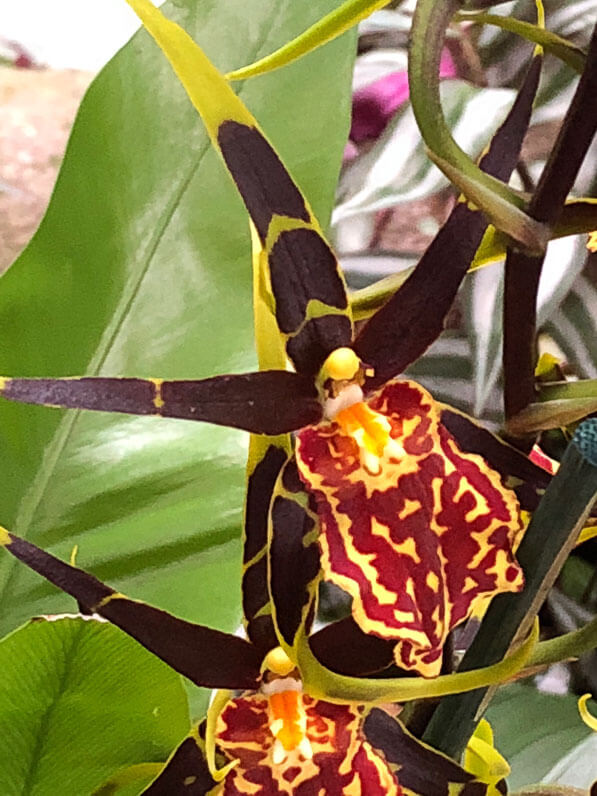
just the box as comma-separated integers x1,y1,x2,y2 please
296,377,525,678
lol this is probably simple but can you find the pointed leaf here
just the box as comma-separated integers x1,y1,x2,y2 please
0,372,321,435
354,56,541,386
1,530,262,690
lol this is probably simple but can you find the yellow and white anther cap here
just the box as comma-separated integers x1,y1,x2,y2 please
323,383,364,421
322,347,361,382
262,646,296,677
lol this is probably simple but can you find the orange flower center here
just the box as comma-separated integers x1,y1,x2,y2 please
335,401,404,474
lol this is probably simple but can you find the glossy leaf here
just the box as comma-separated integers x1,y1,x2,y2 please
485,685,595,790
0,615,189,796
0,0,356,637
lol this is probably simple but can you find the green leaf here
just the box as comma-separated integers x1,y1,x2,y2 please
486,685,595,790
0,0,356,637
0,615,189,795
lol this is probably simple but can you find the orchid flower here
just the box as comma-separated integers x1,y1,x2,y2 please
0,527,524,794
0,0,545,680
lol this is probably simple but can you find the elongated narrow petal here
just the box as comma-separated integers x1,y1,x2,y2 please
269,458,322,649
296,380,524,677
0,372,322,435
363,709,502,795
143,726,215,795
243,443,290,654
216,693,400,794
440,406,551,512
0,529,261,690
125,0,353,376
354,56,541,387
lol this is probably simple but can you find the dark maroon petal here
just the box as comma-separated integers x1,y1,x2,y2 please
310,617,395,676
243,444,289,654
363,710,494,796
354,56,542,389
504,24,597,420
142,731,215,795
0,371,322,434
217,121,309,241
269,458,321,646
2,533,261,690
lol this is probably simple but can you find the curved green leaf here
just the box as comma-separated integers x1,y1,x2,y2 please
0,615,189,796
0,0,356,636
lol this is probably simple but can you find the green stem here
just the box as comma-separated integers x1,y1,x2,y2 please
529,614,597,668
409,0,548,251
456,12,586,73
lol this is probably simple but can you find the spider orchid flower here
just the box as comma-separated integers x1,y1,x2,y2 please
0,0,547,677
0,528,518,795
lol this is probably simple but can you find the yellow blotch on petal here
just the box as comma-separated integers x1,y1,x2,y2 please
0,526,11,546
588,230,597,253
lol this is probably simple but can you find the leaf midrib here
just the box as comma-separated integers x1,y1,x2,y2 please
0,24,268,613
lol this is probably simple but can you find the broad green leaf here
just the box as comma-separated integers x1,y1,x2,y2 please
0,0,356,637
486,685,595,790
0,615,189,795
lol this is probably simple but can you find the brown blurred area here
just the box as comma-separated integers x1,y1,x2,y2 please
0,65,92,271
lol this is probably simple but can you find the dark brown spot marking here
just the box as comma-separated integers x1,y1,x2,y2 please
217,121,309,240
